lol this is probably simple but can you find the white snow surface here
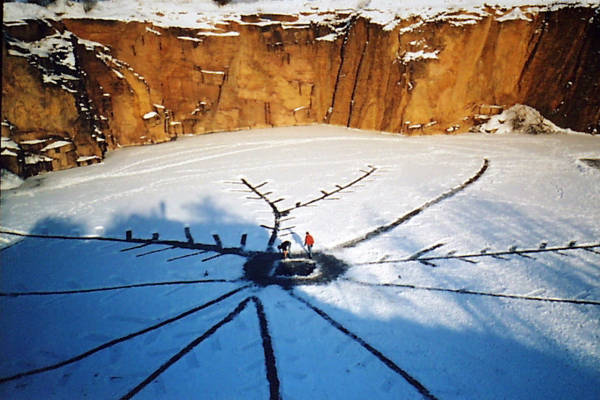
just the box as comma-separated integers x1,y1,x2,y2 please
1,125,599,399
401,49,440,64
1,137,20,150
40,140,72,152
4,0,599,29
142,111,158,120
0,169,24,190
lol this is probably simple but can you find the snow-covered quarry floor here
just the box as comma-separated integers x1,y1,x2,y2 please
1,125,599,399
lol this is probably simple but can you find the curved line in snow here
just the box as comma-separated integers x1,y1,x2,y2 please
335,158,489,249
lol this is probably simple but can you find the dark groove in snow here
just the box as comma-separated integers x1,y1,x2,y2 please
120,296,280,400
358,242,600,266
0,230,249,257
252,297,282,400
0,279,240,297
135,245,177,257
0,239,24,252
288,290,439,400
336,158,489,249
343,279,600,306
0,285,250,384
120,297,253,399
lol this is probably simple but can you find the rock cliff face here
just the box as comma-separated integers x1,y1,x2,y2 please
2,5,599,177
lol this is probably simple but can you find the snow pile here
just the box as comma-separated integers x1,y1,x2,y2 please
0,169,24,190
474,104,570,135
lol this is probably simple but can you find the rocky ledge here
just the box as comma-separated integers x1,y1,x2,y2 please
2,2,599,177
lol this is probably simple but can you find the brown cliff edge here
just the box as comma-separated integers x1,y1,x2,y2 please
2,6,599,177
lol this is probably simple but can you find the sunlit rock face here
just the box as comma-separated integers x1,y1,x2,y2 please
2,5,599,177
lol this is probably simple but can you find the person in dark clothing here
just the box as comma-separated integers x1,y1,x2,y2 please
277,240,291,259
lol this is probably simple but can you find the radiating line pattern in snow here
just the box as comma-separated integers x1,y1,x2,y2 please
120,296,280,400
0,285,251,384
0,279,240,297
342,279,600,306
288,290,439,400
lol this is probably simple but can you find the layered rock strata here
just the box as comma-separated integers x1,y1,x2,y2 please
2,5,599,177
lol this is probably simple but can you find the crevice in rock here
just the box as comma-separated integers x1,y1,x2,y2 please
347,23,369,128
325,16,355,124
517,13,547,92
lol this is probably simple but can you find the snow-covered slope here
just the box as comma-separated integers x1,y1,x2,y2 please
5,0,599,28
1,126,599,399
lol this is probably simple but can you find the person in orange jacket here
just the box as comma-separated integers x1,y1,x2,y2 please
304,232,315,259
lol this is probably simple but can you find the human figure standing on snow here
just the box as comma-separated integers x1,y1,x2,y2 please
278,240,291,259
304,232,314,259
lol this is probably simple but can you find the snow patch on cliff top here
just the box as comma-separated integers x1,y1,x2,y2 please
4,1,599,29
5,30,81,93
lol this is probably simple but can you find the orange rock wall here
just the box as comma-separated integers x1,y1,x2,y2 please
2,7,599,176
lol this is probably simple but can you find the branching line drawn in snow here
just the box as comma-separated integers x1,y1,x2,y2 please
280,165,377,214
0,239,23,253
167,250,209,262
583,247,600,255
0,279,240,297
135,245,177,257
240,178,282,247
238,165,377,247
359,241,600,267
335,159,489,249
120,242,151,252
342,279,600,306
121,296,281,400
0,285,250,384
288,290,439,400
120,297,251,399
0,229,253,259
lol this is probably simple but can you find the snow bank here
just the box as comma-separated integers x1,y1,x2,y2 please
0,169,24,190
474,104,571,135
3,0,599,29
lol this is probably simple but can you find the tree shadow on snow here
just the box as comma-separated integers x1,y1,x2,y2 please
276,288,600,399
